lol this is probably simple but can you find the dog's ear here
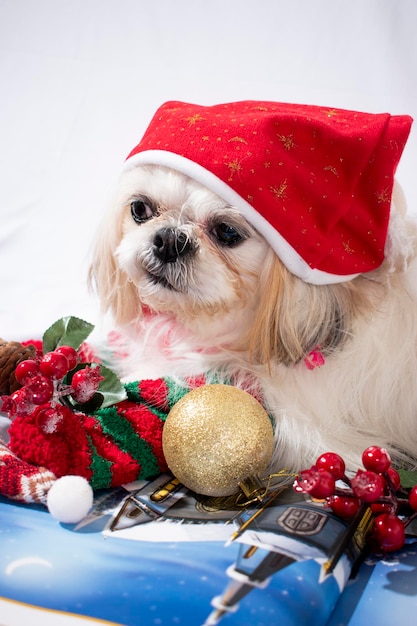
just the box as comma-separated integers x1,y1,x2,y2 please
248,252,366,367
89,206,141,326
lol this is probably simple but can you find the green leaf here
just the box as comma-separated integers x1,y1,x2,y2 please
43,316,95,353
397,469,417,489
96,364,127,408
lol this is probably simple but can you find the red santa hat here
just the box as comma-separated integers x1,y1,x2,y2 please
125,100,412,285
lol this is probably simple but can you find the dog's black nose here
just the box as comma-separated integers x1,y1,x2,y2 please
153,227,194,263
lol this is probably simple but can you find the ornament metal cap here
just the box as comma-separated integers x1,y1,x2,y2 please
238,474,268,502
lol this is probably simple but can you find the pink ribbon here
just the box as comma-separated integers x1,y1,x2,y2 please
304,349,325,370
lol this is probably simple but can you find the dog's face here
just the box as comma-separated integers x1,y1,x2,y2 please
92,164,369,365
116,166,269,320
93,165,273,343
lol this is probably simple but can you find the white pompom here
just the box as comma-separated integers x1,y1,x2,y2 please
47,475,94,524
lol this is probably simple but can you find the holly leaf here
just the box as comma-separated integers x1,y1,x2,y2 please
43,316,95,353
397,469,417,489
95,364,127,408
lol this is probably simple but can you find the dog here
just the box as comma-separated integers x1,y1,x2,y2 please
90,101,417,474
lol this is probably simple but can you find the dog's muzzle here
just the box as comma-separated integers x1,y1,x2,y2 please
152,227,195,263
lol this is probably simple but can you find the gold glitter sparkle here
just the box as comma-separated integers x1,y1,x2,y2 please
225,158,243,177
342,241,355,254
228,136,248,144
185,113,204,126
277,134,296,150
375,188,391,204
270,179,288,200
324,165,339,177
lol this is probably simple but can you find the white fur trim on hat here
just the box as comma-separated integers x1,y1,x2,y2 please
124,150,360,286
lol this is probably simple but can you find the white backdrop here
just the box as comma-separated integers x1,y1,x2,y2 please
1,0,416,341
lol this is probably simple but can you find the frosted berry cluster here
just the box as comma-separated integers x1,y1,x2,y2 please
3,345,104,432
294,447,417,553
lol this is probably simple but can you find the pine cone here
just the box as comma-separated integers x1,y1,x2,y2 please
0,340,37,395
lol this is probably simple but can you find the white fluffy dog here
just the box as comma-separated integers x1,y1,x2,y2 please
90,101,417,474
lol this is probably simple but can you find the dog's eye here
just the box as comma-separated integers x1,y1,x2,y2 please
130,199,155,224
213,223,244,246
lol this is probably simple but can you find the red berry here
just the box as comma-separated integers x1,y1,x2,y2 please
40,351,70,380
372,513,405,552
362,446,391,473
9,388,35,416
14,359,40,384
371,502,393,515
0,395,14,413
35,404,67,435
55,345,78,370
315,452,346,480
409,485,417,511
328,494,360,519
25,375,54,405
71,366,104,403
351,469,385,502
294,467,336,499
385,467,401,491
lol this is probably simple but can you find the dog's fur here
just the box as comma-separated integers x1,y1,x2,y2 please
90,164,417,473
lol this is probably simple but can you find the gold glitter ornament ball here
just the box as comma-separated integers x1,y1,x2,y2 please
162,384,274,496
